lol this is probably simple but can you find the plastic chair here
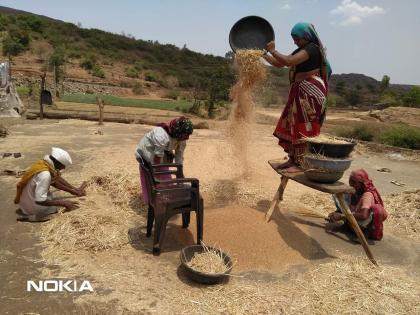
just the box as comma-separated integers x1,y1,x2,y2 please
137,153,203,255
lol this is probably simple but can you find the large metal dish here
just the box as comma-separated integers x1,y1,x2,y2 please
307,141,356,158
229,16,274,52
304,169,344,183
303,155,352,172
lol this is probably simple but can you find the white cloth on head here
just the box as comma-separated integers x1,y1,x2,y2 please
19,156,57,215
135,127,186,164
51,147,72,166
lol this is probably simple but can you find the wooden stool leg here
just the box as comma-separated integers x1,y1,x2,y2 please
265,176,289,222
335,193,378,266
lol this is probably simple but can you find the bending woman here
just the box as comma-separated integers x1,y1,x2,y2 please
135,116,193,204
328,169,388,240
263,22,332,170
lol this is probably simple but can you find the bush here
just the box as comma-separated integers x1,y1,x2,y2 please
379,124,420,150
80,55,97,70
335,124,375,141
402,86,420,108
16,86,30,97
325,94,337,109
132,83,144,95
119,81,132,88
144,71,158,82
125,67,138,78
164,90,180,100
92,64,105,78
261,88,279,106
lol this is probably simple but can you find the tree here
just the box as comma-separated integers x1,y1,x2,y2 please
381,75,390,91
335,81,346,96
225,50,234,60
345,89,362,109
402,86,420,108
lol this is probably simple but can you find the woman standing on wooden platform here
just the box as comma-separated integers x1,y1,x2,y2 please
263,22,332,171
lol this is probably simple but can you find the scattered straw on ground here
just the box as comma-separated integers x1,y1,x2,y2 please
176,255,419,315
39,168,145,265
384,189,420,240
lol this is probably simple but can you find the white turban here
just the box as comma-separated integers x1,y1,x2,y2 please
51,147,72,166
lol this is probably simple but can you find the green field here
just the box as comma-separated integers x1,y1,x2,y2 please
61,94,193,111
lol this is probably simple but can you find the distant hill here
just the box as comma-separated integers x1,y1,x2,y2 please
330,73,413,94
0,6,417,109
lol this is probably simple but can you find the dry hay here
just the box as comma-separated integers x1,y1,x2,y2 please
227,49,267,173
298,193,335,217
39,169,145,264
233,49,266,89
384,189,420,240
304,134,352,144
186,243,231,274
177,255,420,315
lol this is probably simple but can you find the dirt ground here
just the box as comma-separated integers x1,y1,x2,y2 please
0,108,419,314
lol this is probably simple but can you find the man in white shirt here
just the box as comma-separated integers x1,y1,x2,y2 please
15,147,87,222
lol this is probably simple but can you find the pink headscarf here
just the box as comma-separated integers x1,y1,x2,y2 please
350,169,388,240
350,169,384,207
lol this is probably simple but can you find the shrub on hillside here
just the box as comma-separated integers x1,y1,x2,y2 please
80,55,97,70
132,83,144,95
92,64,105,78
144,71,159,82
335,124,375,141
402,86,420,108
119,81,132,88
125,67,138,78
379,124,420,150
164,90,180,100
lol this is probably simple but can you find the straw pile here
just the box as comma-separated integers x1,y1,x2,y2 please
186,243,230,274
384,189,420,240
178,255,420,315
39,169,145,263
305,134,352,144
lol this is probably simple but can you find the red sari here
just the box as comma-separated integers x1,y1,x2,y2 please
273,75,327,163
350,169,388,240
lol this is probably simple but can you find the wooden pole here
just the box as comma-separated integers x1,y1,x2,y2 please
96,96,104,125
265,176,289,222
39,73,46,120
335,193,377,266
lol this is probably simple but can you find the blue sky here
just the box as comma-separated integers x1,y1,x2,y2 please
1,0,419,85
